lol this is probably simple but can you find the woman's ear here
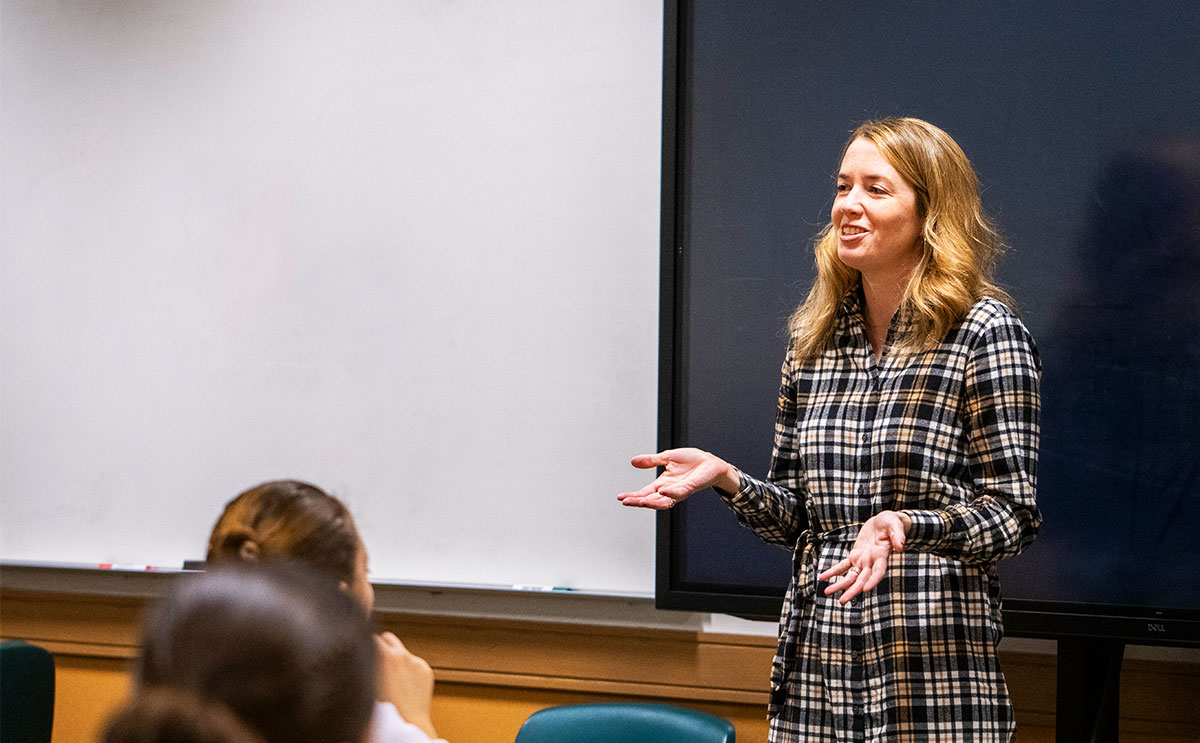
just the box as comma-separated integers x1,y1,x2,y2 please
238,540,261,561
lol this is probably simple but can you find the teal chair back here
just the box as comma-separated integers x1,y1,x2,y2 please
0,640,56,743
514,702,734,743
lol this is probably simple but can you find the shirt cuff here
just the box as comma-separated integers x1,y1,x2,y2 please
714,468,752,502
901,509,947,550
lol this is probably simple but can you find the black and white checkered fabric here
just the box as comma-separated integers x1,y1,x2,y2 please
723,290,1041,743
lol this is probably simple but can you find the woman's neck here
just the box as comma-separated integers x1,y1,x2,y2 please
860,270,910,360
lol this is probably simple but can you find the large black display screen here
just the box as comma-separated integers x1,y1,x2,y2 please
659,0,1200,644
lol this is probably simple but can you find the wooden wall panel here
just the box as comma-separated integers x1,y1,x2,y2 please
45,656,132,743
377,613,773,703
3,588,1197,743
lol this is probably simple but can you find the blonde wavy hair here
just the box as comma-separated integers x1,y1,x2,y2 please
788,117,1013,359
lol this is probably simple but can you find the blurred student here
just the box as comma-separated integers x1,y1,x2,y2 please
103,563,376,743
206,479,443,743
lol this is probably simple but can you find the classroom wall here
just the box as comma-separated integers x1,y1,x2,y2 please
5,5,1199,741
3,585,1199,743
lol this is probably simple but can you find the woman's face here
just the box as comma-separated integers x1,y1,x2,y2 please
832,137,923,282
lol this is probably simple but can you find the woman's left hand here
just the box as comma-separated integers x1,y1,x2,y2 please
819,511,912,605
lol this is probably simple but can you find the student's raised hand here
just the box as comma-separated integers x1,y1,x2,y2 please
375,632,438,740
618,448,739,510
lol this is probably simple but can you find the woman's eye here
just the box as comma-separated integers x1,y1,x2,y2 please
835,183,849,193
869,185,886,195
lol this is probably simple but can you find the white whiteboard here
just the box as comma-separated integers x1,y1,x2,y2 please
0,0,662,595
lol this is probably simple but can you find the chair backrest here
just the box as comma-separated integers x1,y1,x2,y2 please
0,640,56,743
513,702,735,743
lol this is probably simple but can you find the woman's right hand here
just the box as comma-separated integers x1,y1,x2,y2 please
375,631,438,740
617,448,739,510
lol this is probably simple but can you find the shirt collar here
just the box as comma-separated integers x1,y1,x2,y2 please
834,281,918,350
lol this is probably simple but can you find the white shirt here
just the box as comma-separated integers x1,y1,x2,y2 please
370,702,448,743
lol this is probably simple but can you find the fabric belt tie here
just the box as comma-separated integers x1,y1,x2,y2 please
794,521,862,599
770,520,863,715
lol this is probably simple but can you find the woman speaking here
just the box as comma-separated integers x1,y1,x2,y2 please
621,117,1041,743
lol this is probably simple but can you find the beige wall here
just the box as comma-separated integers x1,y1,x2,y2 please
3,588,1197,743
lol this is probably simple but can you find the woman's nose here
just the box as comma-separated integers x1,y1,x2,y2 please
839,187,864,215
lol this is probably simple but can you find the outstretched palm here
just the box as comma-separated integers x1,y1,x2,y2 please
618,448,734,510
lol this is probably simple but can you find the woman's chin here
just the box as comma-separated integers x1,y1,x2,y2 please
837,245,869,272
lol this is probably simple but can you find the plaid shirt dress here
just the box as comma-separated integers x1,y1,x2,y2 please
722,290,1041,743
